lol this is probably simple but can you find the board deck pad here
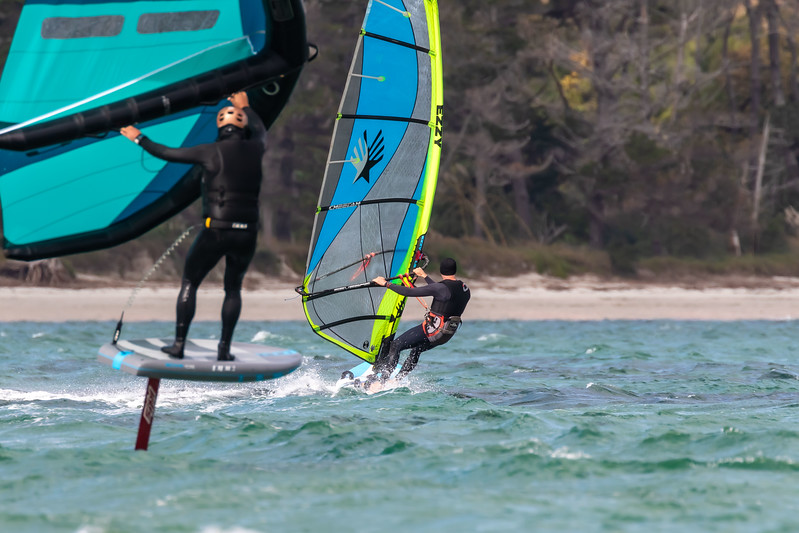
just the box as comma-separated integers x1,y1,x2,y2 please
99,338,302,382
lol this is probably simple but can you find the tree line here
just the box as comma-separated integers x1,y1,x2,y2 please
2,0,799,277
266,0,799,274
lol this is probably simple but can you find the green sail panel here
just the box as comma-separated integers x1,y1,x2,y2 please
0,0,308,260
299,0,443,363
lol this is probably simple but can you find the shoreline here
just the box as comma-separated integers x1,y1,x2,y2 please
2,274,799,321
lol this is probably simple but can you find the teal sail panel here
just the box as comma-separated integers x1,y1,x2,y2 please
299,0,443,363
0,0,308,260
0,1,259,129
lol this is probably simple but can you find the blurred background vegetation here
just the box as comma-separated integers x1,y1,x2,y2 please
4,0,799,284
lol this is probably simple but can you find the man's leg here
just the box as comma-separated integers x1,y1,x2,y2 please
160,278,196,359
397,344,426,378
161,230,222,359
218,232,257,361
375,325,427,379
373,341,399,379
375,329,414,378
397,332,434,378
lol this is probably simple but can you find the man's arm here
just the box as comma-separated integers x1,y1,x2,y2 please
244,108,266,141
229,92,266,141
384,281,450,300
120,125,212,166
139,138,212,165
413,266,436,286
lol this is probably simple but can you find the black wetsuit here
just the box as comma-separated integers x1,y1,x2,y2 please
138,108,266,360
374,276,470,378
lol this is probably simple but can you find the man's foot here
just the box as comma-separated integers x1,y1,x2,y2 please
217,342,235,361
161,341,185,359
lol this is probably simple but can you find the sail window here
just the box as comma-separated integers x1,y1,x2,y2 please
137,11,220,34
41,16,124,39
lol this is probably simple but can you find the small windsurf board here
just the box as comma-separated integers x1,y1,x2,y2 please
98,338,302,382
335,361,403,394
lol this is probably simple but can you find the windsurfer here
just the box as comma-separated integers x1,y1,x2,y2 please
371,258,470,380
120,92,266,361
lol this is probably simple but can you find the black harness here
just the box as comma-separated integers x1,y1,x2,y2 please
204,217,257,232
424,279,470,344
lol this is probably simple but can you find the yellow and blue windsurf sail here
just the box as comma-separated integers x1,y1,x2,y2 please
0,0,308,260
298,0,443,363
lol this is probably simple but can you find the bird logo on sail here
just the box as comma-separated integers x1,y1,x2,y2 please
351,130,384,183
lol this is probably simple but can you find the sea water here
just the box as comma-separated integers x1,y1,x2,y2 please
2,320,799,533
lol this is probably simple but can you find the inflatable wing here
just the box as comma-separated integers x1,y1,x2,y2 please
0,0,308,260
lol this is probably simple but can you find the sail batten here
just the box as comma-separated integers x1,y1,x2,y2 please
363,31,431,53
338,114,431,125
299,0,443,363
320,198,419,212
316,315,392,330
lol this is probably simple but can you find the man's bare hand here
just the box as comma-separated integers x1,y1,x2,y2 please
228,91,249,109
120,126,141,142
413,267,427,278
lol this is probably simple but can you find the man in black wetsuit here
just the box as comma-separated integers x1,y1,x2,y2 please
120,92,265,361
371,258,470,380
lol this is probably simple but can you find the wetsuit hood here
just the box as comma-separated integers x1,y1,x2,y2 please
440,258,457,275
217,125,247,141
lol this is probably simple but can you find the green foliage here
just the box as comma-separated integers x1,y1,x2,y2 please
606,230,640,276
251,249,281,277
644,217,722,258
421,234,610,279
273,241,311,279
758,215,790,254
639,243,799,278
624,133,672,167
5,0,799,283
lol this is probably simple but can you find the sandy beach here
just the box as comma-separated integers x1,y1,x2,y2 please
2,273,799,322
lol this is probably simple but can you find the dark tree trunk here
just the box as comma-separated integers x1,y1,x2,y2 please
511,175,532,236
274,134,296,243
588,191,605,249
744,0,763,134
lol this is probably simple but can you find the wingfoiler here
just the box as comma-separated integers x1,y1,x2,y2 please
0,0,312,449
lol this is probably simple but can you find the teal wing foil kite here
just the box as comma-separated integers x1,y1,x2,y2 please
0,0,308,260
298,0,443,363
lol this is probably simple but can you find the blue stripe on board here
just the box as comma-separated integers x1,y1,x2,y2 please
112,351,132,370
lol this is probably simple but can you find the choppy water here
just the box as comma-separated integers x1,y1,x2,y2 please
2,320,799,532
